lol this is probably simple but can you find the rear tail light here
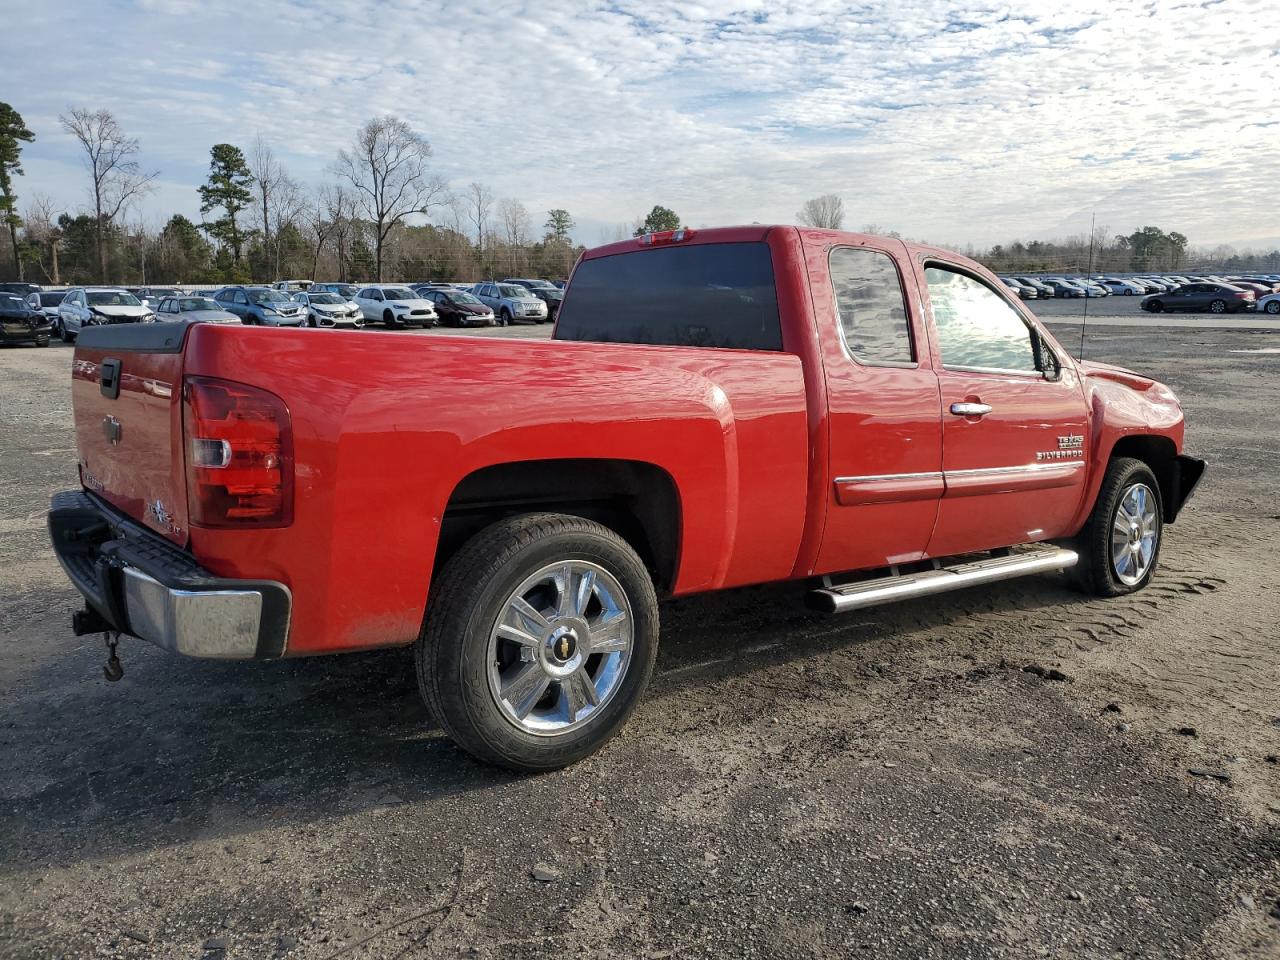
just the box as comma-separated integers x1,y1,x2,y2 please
1234,291,1253,299
637,228,696,246
183,376,294,527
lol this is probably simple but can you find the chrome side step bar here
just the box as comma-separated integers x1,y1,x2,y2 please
806,545,1078,615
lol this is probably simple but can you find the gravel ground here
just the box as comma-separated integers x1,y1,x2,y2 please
1,323,1278,959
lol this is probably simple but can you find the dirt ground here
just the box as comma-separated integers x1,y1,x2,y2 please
1,322,1278,959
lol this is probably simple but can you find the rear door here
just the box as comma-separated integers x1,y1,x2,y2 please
917,262,1088,557
809,239,944,574
72,327,190,544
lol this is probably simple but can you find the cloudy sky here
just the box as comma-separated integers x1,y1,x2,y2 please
8,0,1279,249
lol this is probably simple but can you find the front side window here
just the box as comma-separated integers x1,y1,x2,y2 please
924,266,1039,374
829,247,913,365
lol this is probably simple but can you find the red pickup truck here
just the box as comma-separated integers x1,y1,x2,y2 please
49,226,1204,770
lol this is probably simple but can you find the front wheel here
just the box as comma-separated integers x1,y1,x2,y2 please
1147,300,1163,313
417,513,659,771
1209,299,1227,314
1070,457,1162,597
384,309,398,329
499,308,511,326
1266,301,1280,315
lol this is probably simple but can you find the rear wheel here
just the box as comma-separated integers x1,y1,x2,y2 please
1070,457,1162,597
417,513,659,771
1209,299,1227,314
1266,301,1280,315
1147,300,1163,313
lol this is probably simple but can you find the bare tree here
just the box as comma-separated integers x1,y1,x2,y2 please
22,194,60,284
464,182,494,260
321,183,354,281
797,194,845,230
333,116,446,281
269,173,307,278
59,107,157,281
248,135,286,272
497,197,531,248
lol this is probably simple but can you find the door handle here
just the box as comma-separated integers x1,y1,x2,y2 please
950,402,993,417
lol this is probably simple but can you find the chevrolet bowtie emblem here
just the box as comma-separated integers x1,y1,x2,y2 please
102,415,122,445
557,637,571,659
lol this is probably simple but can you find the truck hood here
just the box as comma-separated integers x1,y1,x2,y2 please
1076,359,1158,393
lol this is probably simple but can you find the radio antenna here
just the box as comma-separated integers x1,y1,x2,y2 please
1079,210,1096,360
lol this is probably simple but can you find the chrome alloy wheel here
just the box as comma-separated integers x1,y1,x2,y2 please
487,560,633,736
1111,483,1159,586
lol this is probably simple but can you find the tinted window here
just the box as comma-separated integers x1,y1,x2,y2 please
556,242,782,351
87,290,141,306
829,247,913,364
39,292,65,306
924,266,1038,373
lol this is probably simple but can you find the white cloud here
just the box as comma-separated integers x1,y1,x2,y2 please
8,0,1278,248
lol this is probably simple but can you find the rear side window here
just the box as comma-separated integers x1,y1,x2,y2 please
829,247,913,365
556,242,782,351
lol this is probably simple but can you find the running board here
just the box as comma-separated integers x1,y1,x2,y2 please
806,545,1078,615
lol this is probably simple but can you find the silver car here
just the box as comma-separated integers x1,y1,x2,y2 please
291,291,364,328
154,295,240,324
26,291,66,331
471,281,549,325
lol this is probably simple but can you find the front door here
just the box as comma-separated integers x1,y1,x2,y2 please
809,237,944,576
917,262,1089,558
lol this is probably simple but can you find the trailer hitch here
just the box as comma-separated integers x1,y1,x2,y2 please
103,632,124,682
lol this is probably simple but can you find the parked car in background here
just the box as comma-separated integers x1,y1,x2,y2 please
1081,281,1111,298
1094,277,1144,295
1255,292,1280,316
551,279,568,289
419,288,496,327
472,281,549,325
1141,282,1256,314
26,291,66,332
354,285,437,328
1039,278,1086,298
1226,279,1278,296
0,292,52,346
211,286,306,326
272,280,313,293
138,287,183,307
1009,276,1056,299
291,291,364,328
503,278,565,318
57,288,155,342
0,282,41,297
998,277,1037,299
313,282,361,300
154,296,240,324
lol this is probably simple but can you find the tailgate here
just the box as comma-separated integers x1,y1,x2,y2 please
72,324,192,546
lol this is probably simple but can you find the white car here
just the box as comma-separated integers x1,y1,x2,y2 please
56,287,155,342
354,285,438,328
272,280,313,293
291,291,364,328
1094,277,1145,296
1256,292,1280,316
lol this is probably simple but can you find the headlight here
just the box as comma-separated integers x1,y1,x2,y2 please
261,307,278,315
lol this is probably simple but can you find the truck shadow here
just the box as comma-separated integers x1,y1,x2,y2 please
5,574,1103,866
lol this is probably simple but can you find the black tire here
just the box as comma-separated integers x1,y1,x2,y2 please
1209,299,1226,314
1266,301,1280,315
384,309,398,329
308,314,317,328
35,336,49,347
60,322,73,343
1148,300,1163,313
417,513,659,772
1069,457,1163,597
499,307,511,326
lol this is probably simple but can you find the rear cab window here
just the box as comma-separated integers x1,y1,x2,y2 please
556,241,782,351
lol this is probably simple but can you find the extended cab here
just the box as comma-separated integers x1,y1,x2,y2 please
48,226,1204,770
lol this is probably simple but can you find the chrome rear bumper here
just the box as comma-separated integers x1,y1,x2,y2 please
48,490,291,659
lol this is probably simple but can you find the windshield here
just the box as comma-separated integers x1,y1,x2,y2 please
329,284,357,296
519,279,556,290
0,294,25,309
499,285,532,298
38,292,66,306
382,287,417,300
87,290,142,306
149,289,180,297
179,297,221,312
250,289,291,304
451,292,482,305
308,293,343,304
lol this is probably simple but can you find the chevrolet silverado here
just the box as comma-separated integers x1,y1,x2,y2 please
48,226,1205,770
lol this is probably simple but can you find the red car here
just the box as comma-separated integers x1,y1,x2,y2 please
49,226,1204,770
